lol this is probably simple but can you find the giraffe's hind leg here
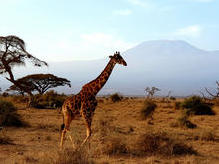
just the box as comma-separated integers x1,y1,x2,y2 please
60,113,73,149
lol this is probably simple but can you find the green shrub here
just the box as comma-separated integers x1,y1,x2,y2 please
136,131,197,156
170,96,176,100
181,96,215,115
2,92,9,97
213,98,219,106
199,130,216,141
177,113,197,129
0,99,16,112
174,101,181,110
0,99,25,127
110,93,123,103
103,137,128,156
0,133,12,145
32,90,67,109
12,95,28,103
25,156,38,163
55,147,95,164
140,99,157,120
98,99,104,103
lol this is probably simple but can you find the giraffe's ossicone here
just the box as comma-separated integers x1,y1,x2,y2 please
60,51,127,148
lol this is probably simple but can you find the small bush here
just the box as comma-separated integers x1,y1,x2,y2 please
181,96,215,115
0,99,16,112
55,148,95,164
199,130,216,141
174,102,181,110
0,99,25,127
32,90,67,109
25,156,38,163
102,137,128,156
140,99,157,120
110,93,123,103
177,113,197,129
136,131,197,156
12,95,28,103
2,92,9,97
0,133,12,145
170,96,176,100
98,99,104,103
213,98,219,106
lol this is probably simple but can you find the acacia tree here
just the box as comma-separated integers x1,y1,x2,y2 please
6,84,25,96
0,35,47,104
7,74,71,95
205,81,219,98
145,86,160,99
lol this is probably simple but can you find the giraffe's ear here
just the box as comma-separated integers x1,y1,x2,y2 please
109,55,113,59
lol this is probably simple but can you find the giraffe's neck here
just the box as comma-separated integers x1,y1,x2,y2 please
88,58,116,95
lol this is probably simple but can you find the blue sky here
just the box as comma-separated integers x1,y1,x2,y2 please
0,0,218,61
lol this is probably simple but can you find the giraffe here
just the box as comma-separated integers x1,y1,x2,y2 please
60,51,127,148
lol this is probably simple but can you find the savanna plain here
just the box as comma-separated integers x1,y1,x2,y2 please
0,95,219,164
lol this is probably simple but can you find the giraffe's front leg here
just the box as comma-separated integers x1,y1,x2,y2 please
80,105,95,147
79,97,97,147
81,118,92,147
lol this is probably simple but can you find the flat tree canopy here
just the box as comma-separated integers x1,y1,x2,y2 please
6,84,25,95
7,74,71,95
0,35,47,94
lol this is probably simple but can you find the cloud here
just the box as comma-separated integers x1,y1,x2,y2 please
29,32,135,62
126,0,173,13
173,25,202,38
0,0,26,5
127,0,153,8
191,0,214,2
78,33,135,57
113,9,132,16
127,0,146,6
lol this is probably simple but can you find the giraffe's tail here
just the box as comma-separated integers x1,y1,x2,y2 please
60,123,65,136
60,123,65,131
60,110,65,135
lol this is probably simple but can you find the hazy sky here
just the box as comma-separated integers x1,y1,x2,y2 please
0,0,218,61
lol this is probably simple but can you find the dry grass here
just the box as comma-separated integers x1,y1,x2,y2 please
0,97,219,163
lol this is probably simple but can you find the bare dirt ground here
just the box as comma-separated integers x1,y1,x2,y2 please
0,97,219,164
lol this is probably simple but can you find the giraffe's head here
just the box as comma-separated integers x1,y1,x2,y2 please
109,51,127,66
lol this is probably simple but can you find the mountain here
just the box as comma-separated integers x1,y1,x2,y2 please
121,40,219,96
1,40,219,96
126,40,206,56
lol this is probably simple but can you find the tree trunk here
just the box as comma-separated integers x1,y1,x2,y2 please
27,93,34,108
